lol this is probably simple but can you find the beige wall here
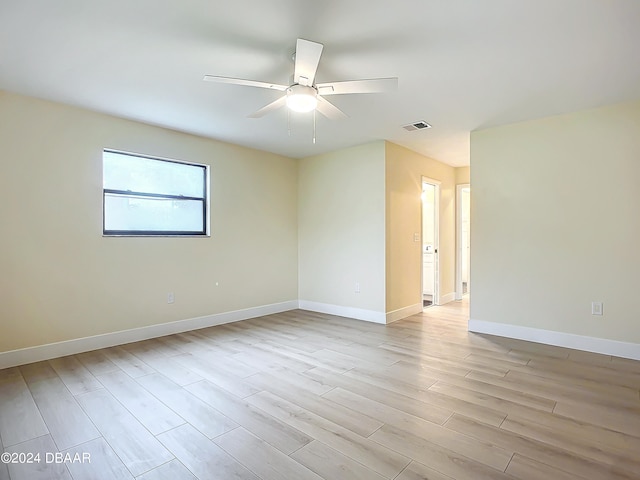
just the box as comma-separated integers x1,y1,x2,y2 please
455,166,470,185
0,91,466,354
422,186,435,246
471,100,640,343
298,142,386,313
0,91,298,353
385,142,457,312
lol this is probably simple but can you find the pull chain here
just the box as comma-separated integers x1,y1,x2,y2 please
313,109,316,144
287,108,291,136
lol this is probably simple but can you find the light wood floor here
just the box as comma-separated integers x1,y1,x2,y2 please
1,299,640,480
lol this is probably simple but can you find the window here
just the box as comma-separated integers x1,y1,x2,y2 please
102,149,209,236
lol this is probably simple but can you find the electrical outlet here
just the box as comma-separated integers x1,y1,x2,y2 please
413,232,420,242
591,301,603,315
355,282,361,294
167,292,175,304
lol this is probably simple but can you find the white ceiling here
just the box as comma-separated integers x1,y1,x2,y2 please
2,0,639,167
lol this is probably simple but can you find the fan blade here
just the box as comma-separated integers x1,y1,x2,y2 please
294,39,323,87
248,96,287,118
203,75,288,91
316,77,398,95
316,96,348,120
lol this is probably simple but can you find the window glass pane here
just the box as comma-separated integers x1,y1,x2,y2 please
104,194,204,233
103,150,204,198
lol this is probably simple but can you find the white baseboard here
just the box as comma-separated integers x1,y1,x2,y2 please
386,303,423,323
0,300,298,369
299,300,386,324
439,292,456,305
468,319,640,361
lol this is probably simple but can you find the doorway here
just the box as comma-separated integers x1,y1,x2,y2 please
421,178,440,308
456,184,470,300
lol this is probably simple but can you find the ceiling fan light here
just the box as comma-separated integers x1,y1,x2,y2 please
286,85,318,112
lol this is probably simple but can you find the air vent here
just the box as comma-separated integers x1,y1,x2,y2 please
402,121,432,131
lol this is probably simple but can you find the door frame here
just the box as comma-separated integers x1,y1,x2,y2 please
456,184,470,300
421,177,441,306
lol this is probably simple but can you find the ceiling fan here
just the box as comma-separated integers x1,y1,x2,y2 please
203,38,398,120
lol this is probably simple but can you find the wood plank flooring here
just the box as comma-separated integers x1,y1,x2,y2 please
1,298,640,479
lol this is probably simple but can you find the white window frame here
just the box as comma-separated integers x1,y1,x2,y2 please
102,149,210,237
